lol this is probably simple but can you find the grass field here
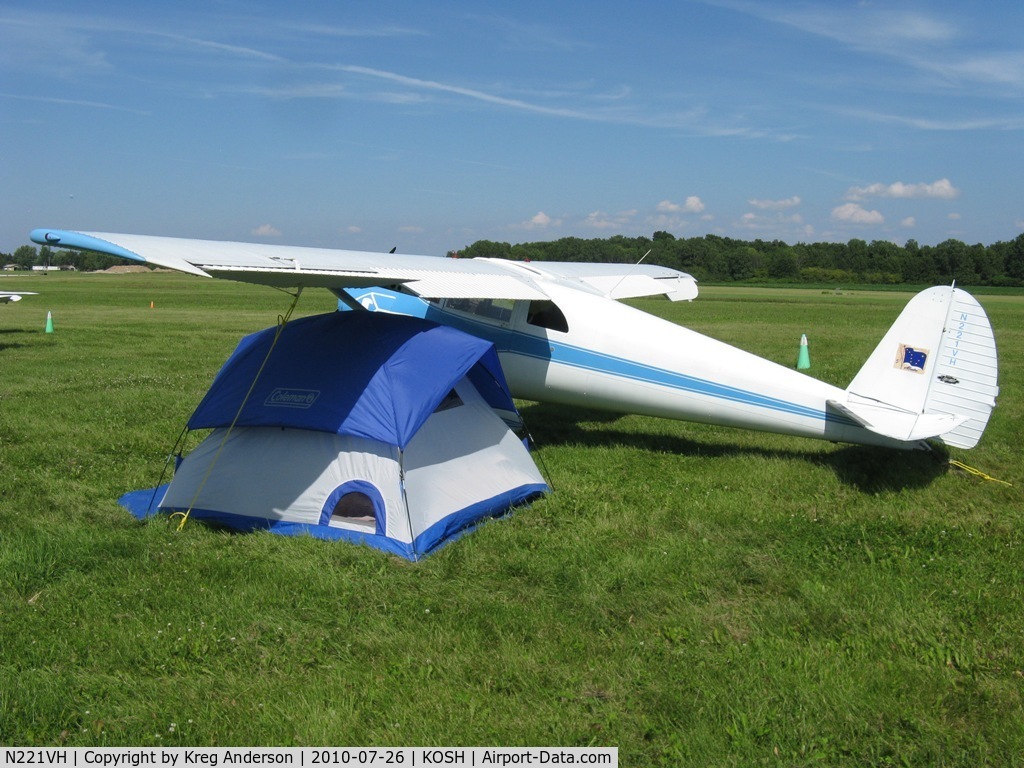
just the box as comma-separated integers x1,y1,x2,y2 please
1,273,1022,764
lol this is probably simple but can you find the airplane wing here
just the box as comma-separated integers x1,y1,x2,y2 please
30,229,549,300
30,229,696,302
504,260,698,301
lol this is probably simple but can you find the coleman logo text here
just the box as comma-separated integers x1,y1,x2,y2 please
265,388,320,409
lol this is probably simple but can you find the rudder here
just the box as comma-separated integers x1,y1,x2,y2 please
925,288,999,448
844,286,998,449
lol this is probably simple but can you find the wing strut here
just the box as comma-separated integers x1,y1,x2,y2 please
333,288,369,311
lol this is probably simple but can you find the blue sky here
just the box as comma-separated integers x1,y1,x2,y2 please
3,0,1024,256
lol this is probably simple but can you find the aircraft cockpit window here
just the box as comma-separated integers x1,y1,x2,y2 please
526,300,569,333
445,298,515,323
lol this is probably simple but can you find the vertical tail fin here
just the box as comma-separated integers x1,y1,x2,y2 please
841,286,998,449
923,288,1000,448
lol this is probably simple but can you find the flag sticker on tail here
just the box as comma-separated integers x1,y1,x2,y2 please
895,344,928,373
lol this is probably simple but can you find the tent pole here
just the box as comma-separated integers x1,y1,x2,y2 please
398,449,418,559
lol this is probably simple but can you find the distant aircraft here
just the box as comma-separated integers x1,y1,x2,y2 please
0,289,37,304
30,228,999,451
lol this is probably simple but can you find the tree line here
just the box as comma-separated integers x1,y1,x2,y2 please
7,231,1024,286
456,231,1024,287
4,244,123,272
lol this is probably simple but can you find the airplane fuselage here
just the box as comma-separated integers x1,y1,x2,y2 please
348,277,908,450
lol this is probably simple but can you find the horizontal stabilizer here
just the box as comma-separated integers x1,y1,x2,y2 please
827,398,968,443
845,286,998,449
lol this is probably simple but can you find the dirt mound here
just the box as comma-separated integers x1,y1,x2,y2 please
102,265,153,273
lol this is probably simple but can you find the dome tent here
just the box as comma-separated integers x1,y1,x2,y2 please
121,311,547,560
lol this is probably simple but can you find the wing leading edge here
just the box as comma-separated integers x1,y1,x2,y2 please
30,229,696,302
31,229,548,298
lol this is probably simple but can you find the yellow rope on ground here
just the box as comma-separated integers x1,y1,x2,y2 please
171,289,304,531
948,459,1013,487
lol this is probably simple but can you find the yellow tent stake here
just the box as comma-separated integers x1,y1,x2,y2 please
948,459,1013,487
175,289,304,531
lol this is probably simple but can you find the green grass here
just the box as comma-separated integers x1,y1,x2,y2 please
2,274,1022,764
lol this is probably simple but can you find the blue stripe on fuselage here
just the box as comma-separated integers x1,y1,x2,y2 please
431,311,853,427
340,290,857,428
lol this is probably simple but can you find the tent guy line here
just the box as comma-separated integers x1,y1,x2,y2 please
170,286,304,532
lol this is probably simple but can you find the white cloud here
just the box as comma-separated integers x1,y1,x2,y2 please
514,211,563,231
837,107,1024,132
399,225,424,234
947,212,961,220
737,211,806,235
724,6,1024,93
584,209,637,230
831,203,884,225
791,8,956,47
658,196,705,214
521,211,556,229
251,224,282,237
0,91,150,115
748,195,801,210
845,178,959,201
901,216,916,228
346,225,362,234
584,211,618,230
684,196,706,213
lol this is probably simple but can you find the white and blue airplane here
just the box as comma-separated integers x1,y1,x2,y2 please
31,228,999,451
1,288,37,304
